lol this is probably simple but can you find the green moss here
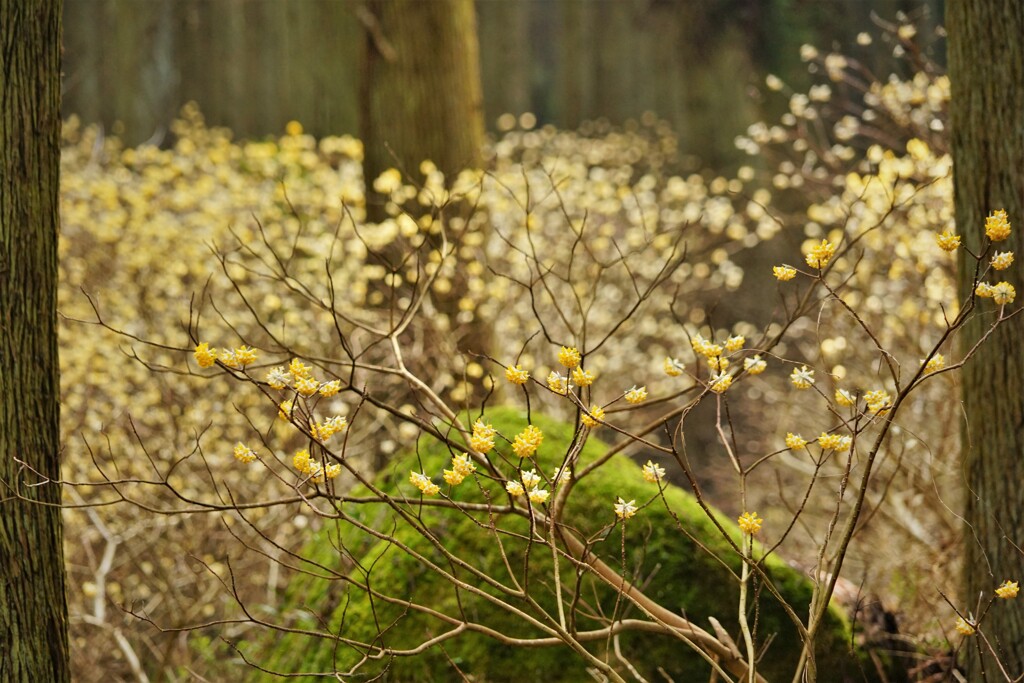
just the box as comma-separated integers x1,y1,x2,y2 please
248,407,862,681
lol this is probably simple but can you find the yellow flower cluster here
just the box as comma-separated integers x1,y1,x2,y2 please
505,468,549,504
996,580,1019,599
443,453,477,486
624,385,648,404
311,416,347,442
790,365,815,389
557,345,581,368
663,357,685,377
724,335,745,352
641,459,665,483
804,239,836,269
773,265,797,281
233,442,257,464
614,497,638,520
834,388,856,407
991,251,1014,270
546,371,568,395
863,389,891,415
571,366,595,387
505,364,529,385
743,355,767,375
581,405,605,428
785,433,807,450
924,355,945,374
709,373,732,394
818,432,852,452
985,209,1011,241
935,231,961,252
738,511,763,535
470,419,496,454
294,449,340,483
511,425,544,457
977,281,1017,305
194,342,257,369
409,471,440,496
955,616,976,636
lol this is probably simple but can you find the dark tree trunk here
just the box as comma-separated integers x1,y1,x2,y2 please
359,0,485,215
948,0,1024,676
0,0,70,681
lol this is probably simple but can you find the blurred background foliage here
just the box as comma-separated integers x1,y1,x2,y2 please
57,1,966,680
64,0,943,169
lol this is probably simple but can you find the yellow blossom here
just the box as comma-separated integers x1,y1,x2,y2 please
935,231,961,252
725,335,745,352
664,357,685,377
571,366,595,387
288,358,312,380
546,371,568,394
709,373,732,393
804,239,836,269
642,460,665,483
451,453,476,477
991,251,1014,270
278,399,295,421
624,385,648,404
790,365,815,390
738,511,763,535
470,433,495,453
558,346,582,369
505,480,525,497
233,442,257,464
234,346,258,366
707,356,730,372
295,376,319,397
409,471,439,496
996,580,1019,599
864,389,891,414
834,388,855,407
528,488,550,505
505,364,529,385
924,355,945,374
219,349,239,368
512,425,544,457
265,366,290,389
743,355,767,375
985,209,1011,241
520,469,541,490
473,420,497,439
581,405,605,428
319,380,342,397
773,265,797,281
976,282,995,298
324,463,341,479
552,466,571,485
785,433,807,450
194,342,218,368
293,449,313,474
818,432,852,452
993,281,1016,305
955,616,976,636
443,468,466,486
614,497,638,520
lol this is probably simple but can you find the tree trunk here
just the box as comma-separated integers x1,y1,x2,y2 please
0,0,70,681
359,0,484,212
948,0,1024,676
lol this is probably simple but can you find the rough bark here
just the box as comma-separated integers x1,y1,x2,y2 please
0,0,70,680
948,0,1024,676
360,0,484,210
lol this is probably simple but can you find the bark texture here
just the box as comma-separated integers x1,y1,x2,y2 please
0,0,70,680
360,0,484,206
948,0,1024,676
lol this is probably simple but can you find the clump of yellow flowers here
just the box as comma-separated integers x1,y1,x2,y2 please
738,511,763,536
511,424,544,458
194,342,258,369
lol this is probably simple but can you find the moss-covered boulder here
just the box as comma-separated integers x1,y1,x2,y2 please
247,407,864,681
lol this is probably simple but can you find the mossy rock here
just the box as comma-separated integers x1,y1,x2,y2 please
247,407,866,681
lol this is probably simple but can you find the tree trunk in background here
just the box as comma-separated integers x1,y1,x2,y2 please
948,1,1024,677
359,0,484,214
0,1,70,681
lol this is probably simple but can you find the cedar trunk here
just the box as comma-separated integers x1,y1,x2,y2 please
360,0,484,206
0,0,70,680
948,0,1024,676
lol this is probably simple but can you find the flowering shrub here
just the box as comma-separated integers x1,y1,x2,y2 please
57,21,1023,682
